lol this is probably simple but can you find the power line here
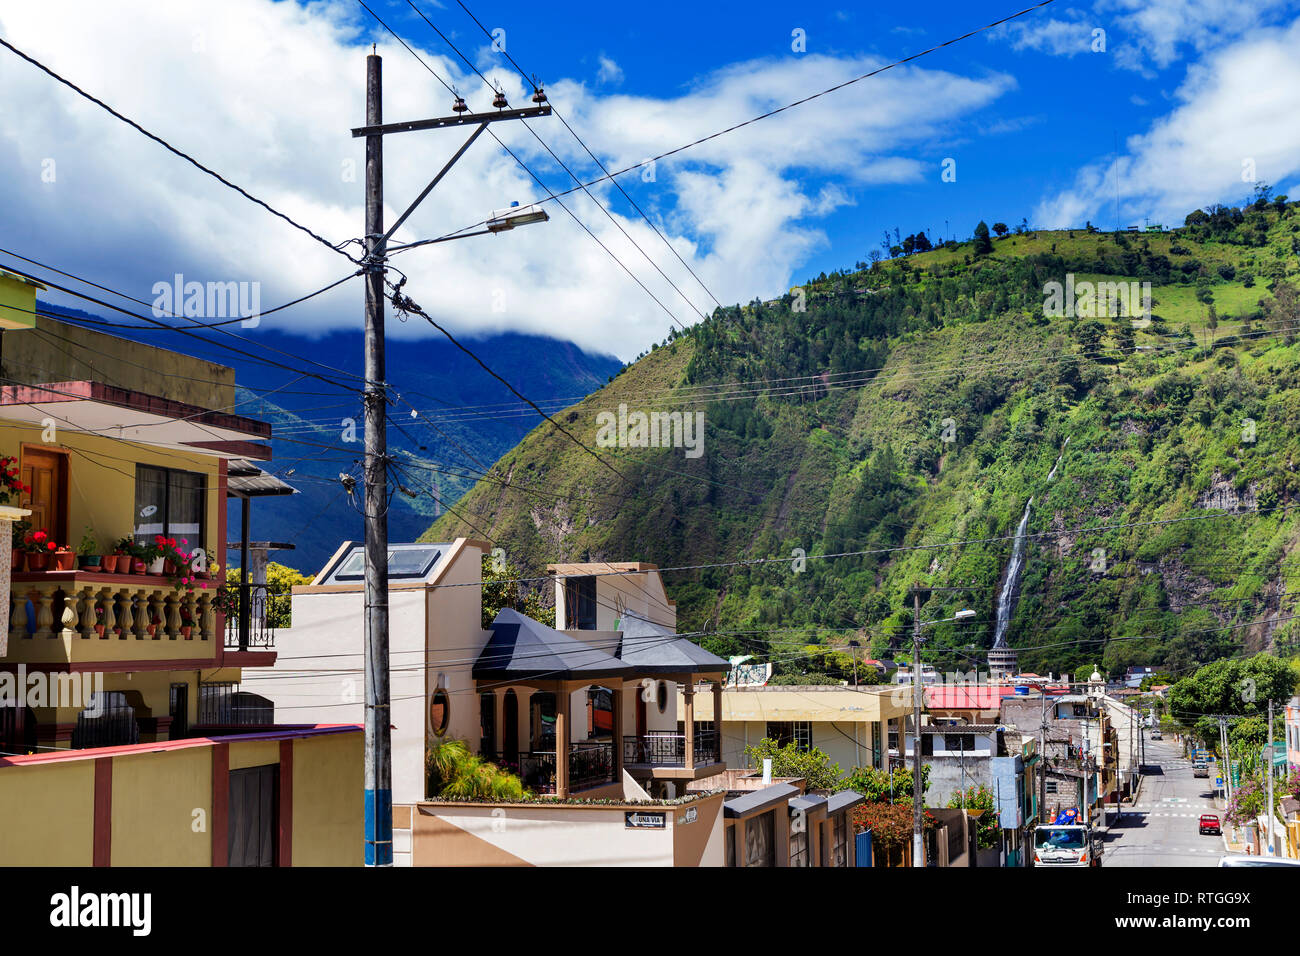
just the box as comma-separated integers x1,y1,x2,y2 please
0,36,359,263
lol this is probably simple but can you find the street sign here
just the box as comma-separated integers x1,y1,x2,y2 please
625,811,665,829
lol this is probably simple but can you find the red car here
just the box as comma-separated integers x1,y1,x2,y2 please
1199,814,1222,835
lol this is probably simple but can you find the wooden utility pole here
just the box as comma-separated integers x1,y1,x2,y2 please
1267,699,1275,855
362,50,392,867
354,52,551,866
912,589,924,868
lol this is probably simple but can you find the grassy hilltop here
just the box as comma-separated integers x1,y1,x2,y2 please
427,195,1300,680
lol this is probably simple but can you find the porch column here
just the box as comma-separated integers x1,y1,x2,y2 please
712,678,724,763
684,679,695,772
612,683,625,777
555,682,569,797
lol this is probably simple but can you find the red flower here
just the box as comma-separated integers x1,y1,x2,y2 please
33,530,47,542
45,541,56,552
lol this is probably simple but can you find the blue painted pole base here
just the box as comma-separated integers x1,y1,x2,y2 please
365,787,394,866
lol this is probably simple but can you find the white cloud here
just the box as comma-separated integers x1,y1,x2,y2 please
1100,0,1295,71
1035,18,1300,229
595,54,623,86
0,0,1013,360
996,16,1100,57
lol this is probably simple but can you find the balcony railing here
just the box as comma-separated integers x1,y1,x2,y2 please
6,572,219,663
623,730,721,767
224,583,278,650
519,741,615,794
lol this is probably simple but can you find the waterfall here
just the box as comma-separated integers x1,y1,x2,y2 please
992,499,1032,649
992,440,1070,649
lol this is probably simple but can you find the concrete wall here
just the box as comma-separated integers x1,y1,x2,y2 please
719,719,888,773
3,315,235,409
0,726,362,865
403,792,725,866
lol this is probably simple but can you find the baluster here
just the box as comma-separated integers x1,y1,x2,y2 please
9,591,26,645
78,586,96,638
148,591,163,640
32,587,54,639
184,591,197,640
200,593,215,642
99,588,116,638
59,589,80,640
165,591,181,640
131,593,148,640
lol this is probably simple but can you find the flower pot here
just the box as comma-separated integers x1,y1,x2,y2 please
55,551,76,571
163,559,176,576
180,624,192,640
94,624,106,637
26,552,49,572
101,554,119,573
10,550,23,573
148,557,166,575
131,559,146,575
78,554,102,570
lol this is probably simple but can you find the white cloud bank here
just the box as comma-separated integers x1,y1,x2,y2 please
0,0,1012,359
1035,17,1300,229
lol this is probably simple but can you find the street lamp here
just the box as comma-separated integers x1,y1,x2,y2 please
487,201,549,232
910,602,976,867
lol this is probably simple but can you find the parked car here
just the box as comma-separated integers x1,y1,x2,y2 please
1193,760,1209,777
1150,729,1162,740
1219,855,1300,866
1199,814,1221,835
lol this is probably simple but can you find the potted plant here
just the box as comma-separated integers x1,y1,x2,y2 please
23,528,55,572
0,455,30,507
76,526,102,570
93,604,106,637
54,539,75,571
116,536,151,575
179,605,193,639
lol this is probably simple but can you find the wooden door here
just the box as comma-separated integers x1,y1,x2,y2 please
21,447,68,544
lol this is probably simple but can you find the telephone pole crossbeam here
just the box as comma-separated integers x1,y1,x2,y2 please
351,104,552,138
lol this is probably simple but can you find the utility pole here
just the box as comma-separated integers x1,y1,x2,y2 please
362,50,392,868
1038,690,1048,825
912,588,924,869
353,52,551,867
1267,699,1275,855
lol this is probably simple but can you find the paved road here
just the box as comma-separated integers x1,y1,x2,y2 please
1102,736,1224,867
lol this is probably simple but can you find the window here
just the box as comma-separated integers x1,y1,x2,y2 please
71,692,139,749
833,813,848,867
872,722,883,768
134,465,205,547
479,692,496,758
564,576,597,630
1045,779,1059,795
945,734,976,753
656,681,669,714
169,683,189,739
921,735,934,757
765,721,812,750
745,810,775,867
789,820,810,867
430,689,450,737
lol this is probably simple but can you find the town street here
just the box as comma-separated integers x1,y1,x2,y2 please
1102,736,1223,867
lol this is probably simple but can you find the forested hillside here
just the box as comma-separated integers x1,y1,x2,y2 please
427,193,1300,681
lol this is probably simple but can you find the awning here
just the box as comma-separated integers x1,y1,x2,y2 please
0,380,271,460
226,459,298,497
474,608,634,682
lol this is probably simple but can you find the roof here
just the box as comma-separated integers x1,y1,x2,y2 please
788,793,828,815
926,685,1004,710
723,782,799,818
617,611,728,675
917,724,1000,735
226,459,298,498
827,790,865,814
474,608,634,682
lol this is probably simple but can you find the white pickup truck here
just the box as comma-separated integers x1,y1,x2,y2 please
1033,824,1099,867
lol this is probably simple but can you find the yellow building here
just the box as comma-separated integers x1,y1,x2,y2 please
0,275,361,865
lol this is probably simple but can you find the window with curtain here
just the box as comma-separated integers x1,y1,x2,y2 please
134,465,206,547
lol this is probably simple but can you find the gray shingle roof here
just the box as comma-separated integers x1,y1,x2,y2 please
826,790,865,814
617,611,729,674
474,608,634,681
724,782,800,818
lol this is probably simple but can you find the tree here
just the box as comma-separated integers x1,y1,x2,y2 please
973,221,993,255
947,784,999,849
427,739,527,800
481,554,555,629
841,764,930,802
1167,654,1298,745
225,561,312,628
743,737,843,790
992,222,1009,237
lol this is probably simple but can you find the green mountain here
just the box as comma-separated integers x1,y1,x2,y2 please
426,196,1300,681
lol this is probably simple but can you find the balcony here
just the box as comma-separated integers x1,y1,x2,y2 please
518,741,616,795
623,730,722,774
5,570,219,666
223,583,278,650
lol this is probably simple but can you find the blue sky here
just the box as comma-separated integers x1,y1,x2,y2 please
2,0,1300,359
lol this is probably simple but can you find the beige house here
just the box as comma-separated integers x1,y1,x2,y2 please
683,684,910,773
